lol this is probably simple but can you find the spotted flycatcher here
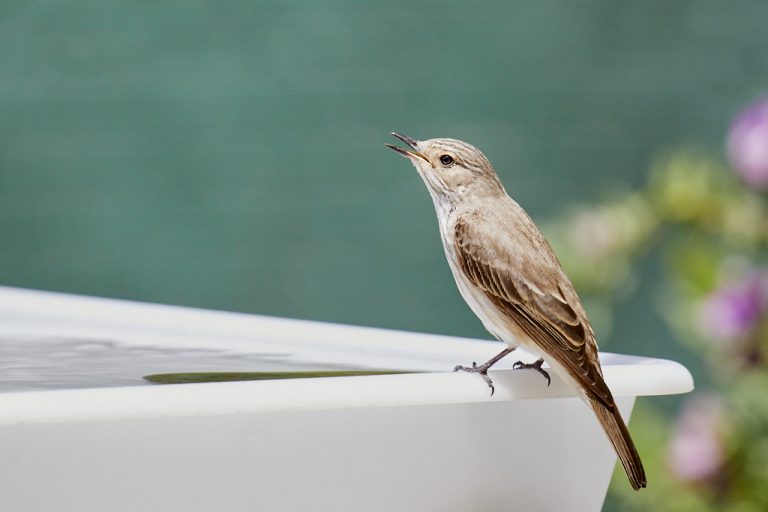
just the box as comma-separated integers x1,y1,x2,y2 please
387,133,646,490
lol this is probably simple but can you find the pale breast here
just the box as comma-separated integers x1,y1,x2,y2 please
438,209,535,351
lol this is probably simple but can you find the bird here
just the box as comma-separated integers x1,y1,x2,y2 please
386,132,646,490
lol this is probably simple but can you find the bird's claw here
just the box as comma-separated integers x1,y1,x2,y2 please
513,358,551,386
453,362,495,396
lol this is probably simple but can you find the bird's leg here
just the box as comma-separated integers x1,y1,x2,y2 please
512,358,551,386
453,347,515,396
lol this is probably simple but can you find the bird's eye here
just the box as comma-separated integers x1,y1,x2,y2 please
439,154,454,166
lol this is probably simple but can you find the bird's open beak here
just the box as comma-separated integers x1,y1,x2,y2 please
386,132,430,164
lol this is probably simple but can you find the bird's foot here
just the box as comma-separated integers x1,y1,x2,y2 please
453,361,496,395
512,358,551,386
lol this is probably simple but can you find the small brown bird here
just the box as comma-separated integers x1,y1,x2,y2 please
387,133,646,490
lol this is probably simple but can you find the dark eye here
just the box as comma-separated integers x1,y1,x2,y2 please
439,154,454,166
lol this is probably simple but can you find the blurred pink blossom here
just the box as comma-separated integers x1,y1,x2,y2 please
668,396,725,483
570,211,615,258
698,270,768,342
728,96,768,190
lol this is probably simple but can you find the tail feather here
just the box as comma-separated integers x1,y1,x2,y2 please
591,399,647,490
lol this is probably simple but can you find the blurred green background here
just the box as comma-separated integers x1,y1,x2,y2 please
1,1,763,350
2,2,768,507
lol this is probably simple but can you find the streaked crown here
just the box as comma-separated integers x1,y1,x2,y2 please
387,133,504,199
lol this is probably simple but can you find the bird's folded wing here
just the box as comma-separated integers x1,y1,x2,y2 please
454,219,614,409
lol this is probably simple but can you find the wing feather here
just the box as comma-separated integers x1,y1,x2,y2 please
454,217,613,408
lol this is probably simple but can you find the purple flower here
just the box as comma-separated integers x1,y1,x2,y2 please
698,271,768,342
668,396,725,483
728,97,768,190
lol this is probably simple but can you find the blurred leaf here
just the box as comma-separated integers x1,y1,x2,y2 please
648,150,733,226
664,233,724,296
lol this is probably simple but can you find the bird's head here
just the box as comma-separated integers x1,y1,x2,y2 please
387,133,504,202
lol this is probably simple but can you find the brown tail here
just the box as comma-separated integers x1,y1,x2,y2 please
590,398,647,490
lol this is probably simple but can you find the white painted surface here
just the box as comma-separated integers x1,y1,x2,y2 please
0,287,693,511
